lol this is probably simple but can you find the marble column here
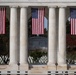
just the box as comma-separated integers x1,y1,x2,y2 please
48,7,57,70
57,7,67,70
20,7,28,70
9,6,18,70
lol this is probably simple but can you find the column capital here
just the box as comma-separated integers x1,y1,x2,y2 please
48,5,57,8
19,6,28,8
58,5,67,8
9,5,18,8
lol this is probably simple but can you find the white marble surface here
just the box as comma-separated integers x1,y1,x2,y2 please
0,1,76,7
20,7,28,64
58,7,66,64
48,7,57,64
10,7,18,64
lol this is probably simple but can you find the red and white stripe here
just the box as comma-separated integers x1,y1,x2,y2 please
32,8,44,35
71,18,76,35
0,8,6,34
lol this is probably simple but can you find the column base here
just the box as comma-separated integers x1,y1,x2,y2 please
47,63,56,70
20,64,29,70
68,64,76,70
57,64,67,70
7,64,18,70
0,64,18,71
0,65,7,71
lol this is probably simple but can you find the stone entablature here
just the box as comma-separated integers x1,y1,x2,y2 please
0,1,76,7
1,0,76,3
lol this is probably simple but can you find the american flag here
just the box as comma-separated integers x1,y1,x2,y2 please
70,8,76,35
31,8,44,35
0,8,6,34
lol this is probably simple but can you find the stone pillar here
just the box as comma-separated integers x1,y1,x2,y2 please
57,6,67,70
9,6,18,70
20,7,28,70
47,7,57,70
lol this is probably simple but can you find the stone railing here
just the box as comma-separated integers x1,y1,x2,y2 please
0,55,48,65
0,55,76,65
0,55,9,65
28,55,48,64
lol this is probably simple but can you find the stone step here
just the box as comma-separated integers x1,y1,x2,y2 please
29,65,48,70
29,69,47,74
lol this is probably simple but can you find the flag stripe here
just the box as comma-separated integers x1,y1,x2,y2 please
75,19,76,35
72,19,74,35
32,8,44,35
3,8,6,34
0,8,6,34
70,8,76,35
0,8,3,34
71,19,72,34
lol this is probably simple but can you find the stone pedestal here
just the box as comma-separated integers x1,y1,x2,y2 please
0,64,18,71
29,65,48,74
7,64,18,70
68,65,76,70
57,64,67,70
19,64,29,70
47,64,56,70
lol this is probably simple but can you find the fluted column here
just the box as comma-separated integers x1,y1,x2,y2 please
10,7,18,64
48,7,57,69
9,6,18,71
58,7,66,64
57,6,67,70
20,7,28,70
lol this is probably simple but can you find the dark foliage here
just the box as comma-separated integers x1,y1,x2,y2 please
29,50,47,62
0,18,9,56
